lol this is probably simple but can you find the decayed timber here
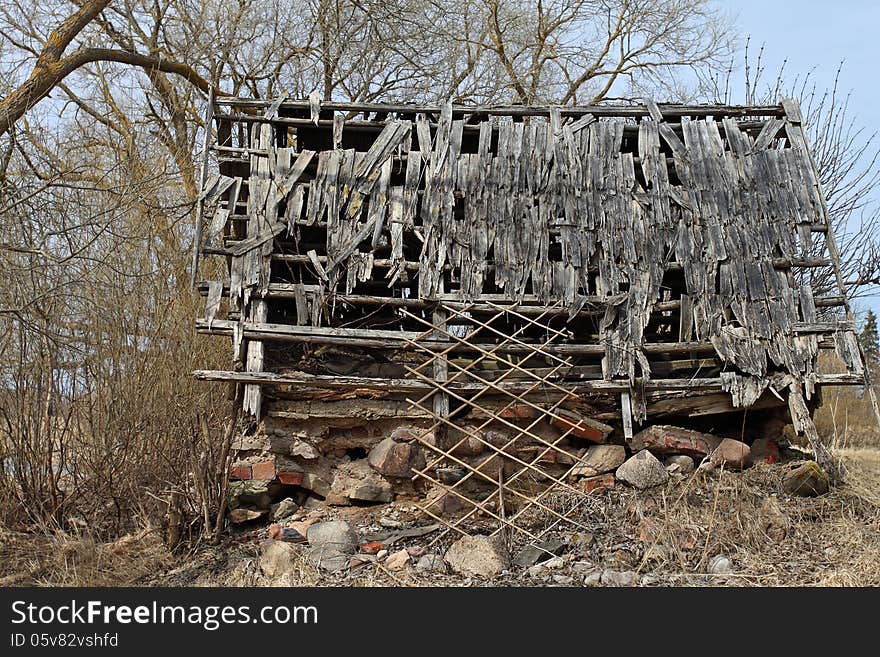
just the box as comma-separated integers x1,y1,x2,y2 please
191,94,870,440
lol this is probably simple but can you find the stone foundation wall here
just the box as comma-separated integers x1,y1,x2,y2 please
228,397,786,525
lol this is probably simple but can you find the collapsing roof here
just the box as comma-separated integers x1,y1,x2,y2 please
192,96,869,465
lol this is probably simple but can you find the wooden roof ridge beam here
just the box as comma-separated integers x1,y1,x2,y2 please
212,97,784,119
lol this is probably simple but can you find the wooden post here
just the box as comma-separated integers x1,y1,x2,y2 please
190,87,214,289
432,308,449,448
621,391,634,443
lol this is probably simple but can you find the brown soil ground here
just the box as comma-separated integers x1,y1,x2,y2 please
2,448,879,587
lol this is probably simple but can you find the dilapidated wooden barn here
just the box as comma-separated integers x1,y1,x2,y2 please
191,96,871,532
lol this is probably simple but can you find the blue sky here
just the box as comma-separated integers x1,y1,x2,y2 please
722,0,880,323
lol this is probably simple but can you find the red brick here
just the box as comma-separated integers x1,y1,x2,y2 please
229,465,252,480
578,473,615,494
277,470,303,486
537,448,576,465
497,404,537,419
251,460,276,480
360,541,384,555
551,410,612,443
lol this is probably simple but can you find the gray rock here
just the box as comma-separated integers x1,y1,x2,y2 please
437,467,467,485
708,554,734,575
665,454,695,475
600,569,640,587
542,556,566,570
553,575,575,586
583,570,603,586
415,553,447,573
270,497,299,521
571,444,626,477
444,535,508,578
306,520,358,554
615,450,669,489
513,539,566,567
260,540,299,578
310,547,350,572
368,437,426,477
350,482,393,504
289,440,320,460
326,460,393,505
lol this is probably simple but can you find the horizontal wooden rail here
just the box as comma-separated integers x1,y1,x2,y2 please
195,318,849,354
214,97,784,119
193,369,864,390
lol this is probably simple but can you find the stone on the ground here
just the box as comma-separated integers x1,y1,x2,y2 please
709,438,751,469
444,535,508,578
553,574,574,586
782,461,830,497
615,450,669,489
229,508,266,523
600,569,639,587
260,540,299,578
513,539,566,568
571,444,626,477
583,570,603,586
437,467,467,484
385,548,411,571
368,437,426,478
270,497,299,520
665,454,695,475
306,520,358,554
629,425,721,458
416,553,447,573
708,554,734,575
542,556,566,569
310,548,350,572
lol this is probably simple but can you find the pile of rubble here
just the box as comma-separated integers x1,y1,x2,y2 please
228,418,829,526
238,420,833,585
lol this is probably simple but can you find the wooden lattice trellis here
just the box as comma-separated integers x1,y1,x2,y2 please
400,302,608,542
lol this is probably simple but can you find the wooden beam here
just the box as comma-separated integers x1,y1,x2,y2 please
214,97,783,119
193,369,865,391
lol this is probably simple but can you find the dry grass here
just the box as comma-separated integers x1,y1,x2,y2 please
0,527,175,587
626,449,880,586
